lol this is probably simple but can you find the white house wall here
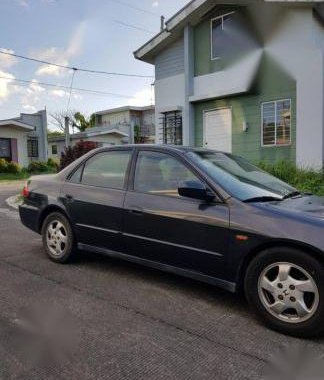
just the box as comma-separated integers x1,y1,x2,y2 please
266,7,324,168
154,73,186,144
0,127,28,167
101,111,130,125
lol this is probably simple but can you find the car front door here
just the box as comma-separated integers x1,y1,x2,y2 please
61,148,133,252
123,149,230,279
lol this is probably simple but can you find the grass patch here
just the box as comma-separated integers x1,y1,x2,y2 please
257,161,324,196
0,169,56,182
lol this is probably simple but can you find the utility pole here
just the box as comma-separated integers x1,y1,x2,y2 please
160,16,165,31
65,116,70,147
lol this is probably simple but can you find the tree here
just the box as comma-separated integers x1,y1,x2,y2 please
49,110,77,133
59,141,98,170
50,110,96,133
74,112,96,132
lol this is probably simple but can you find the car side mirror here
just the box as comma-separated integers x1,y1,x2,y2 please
178,180,215,202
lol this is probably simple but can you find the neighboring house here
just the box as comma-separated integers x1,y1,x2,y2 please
94,105,155,143
48,105,156,159
48,125,129,159
0,110,48,167
134,0,324,168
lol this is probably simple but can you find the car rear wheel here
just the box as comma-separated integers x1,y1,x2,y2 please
41,212,75,263
244,247,324,338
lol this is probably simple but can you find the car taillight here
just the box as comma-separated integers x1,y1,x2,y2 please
22,182,29,198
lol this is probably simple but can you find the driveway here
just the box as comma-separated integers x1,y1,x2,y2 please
0,183,323,379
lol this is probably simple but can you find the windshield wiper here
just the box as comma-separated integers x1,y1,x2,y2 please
282,191,302,200
243,196,283,203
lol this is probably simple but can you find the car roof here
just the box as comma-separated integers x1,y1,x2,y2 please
95,144,225,155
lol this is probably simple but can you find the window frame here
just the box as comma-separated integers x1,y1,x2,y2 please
27,137,39,158
129,147,223,203
0,138,12,160
210,11,236,61
51,145,58,155
261,99,292,148
66,148,134,190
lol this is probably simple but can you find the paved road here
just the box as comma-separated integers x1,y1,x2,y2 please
0,183,323,380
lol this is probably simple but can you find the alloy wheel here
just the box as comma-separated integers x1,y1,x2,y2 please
46,220,68,257
258,262,319,324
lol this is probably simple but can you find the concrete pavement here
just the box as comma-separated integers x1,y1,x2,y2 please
0,183,323,379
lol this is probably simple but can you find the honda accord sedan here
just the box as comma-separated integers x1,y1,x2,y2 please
19,145,324,337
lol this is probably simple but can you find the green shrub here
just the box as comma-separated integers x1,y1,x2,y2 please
28,161,49,173
47,157,57,167
0,158,8,173
6,161,21,174
47,157,59,172
257,160,324,196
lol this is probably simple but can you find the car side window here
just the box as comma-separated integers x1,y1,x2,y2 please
134,151,202,197
81,150,131,189
69,165,83,183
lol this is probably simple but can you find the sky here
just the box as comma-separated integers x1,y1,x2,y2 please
0,0,188,130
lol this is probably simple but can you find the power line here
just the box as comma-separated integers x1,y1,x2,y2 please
114,20,155,34
0,50,154,78
108,0,160,17
0,75,134,99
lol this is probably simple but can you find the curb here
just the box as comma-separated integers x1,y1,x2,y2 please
5,194,22,210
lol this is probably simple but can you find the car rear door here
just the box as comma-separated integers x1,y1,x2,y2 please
61,148,133,252
122,149,230,279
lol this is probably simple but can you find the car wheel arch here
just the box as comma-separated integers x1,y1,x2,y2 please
236,240,324,293
38,205,72,233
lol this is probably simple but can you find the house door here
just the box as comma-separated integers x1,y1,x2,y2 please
203,108,232,152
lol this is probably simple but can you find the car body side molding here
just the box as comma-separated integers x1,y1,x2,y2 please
76,223,223,257
78,243,235,293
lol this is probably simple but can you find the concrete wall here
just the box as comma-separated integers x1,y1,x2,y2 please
21,110,48,162
48,133,125,160
0,127,29,167
100,110,130,126
154,73,186,144
264,7,324,168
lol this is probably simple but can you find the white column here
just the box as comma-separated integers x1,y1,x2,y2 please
183,24,195,146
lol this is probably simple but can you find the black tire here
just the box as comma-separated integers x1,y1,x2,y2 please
41,212,76,263
244,247,324,338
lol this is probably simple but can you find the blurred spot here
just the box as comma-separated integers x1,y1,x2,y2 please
263,343,324,380
11,302,80,369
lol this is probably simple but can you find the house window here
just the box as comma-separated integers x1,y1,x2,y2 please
0,138,11,160
97,115,102,125
159,111,183,145
51,145,58,155
262,100,291,146
27,138,39,158
211,12,235,60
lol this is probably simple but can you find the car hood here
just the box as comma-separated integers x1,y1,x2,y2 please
254,195,324,220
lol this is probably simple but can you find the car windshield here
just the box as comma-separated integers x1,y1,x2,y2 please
187,151,297,201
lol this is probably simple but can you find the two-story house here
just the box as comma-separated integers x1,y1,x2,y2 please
134,0,324,168
94,105,155,143
48,105,155,160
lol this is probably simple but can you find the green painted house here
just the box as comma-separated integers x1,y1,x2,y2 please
134,0,324,168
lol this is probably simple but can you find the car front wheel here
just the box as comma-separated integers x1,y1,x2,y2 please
245,247,324,338
41,212,75,263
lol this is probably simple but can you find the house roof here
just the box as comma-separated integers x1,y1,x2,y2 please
134,0,322,64
95,105,154,116
48,127,129,142
0,119,35,132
